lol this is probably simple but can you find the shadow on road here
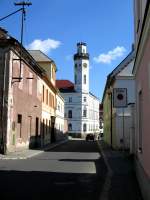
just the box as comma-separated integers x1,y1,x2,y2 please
0,140,107,200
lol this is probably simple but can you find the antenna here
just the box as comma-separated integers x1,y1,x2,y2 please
14,0,32,54
13,1,32,82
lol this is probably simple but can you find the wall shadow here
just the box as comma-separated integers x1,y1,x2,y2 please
29,123,68,150
0,141,107,200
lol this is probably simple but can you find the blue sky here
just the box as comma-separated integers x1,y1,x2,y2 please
0,0,134,101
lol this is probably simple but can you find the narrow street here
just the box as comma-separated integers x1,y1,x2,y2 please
0,140,107,200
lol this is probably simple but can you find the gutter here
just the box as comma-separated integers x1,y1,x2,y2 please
132,0,150,74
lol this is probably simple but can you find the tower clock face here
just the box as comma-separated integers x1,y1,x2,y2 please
83,63,87,68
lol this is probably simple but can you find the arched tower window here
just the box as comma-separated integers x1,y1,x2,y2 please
84,75,86,84
75,63,77,69
75,74,77,84
83,97,87,102
68,110,72,118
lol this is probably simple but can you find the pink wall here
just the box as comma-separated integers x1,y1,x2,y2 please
11,56,42,148
136,35,150,178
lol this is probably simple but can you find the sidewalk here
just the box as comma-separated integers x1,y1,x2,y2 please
98,141,143,200
0,139,68,160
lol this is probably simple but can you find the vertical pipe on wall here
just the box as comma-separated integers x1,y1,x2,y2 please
110,92,113,148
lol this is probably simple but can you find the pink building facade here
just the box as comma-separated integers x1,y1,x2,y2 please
0,28,66,154
133,1,150,200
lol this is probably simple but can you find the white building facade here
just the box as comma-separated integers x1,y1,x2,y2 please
55,92,65,140
57,43,100,138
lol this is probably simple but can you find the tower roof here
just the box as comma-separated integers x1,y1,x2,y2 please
77,42,87,46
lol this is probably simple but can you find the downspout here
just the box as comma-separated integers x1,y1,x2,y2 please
1,51,8,154
110,92,113,148
108,87,113,148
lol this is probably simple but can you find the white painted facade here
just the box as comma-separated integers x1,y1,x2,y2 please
60,43,100,138
55,92,65,140
112,59,135,149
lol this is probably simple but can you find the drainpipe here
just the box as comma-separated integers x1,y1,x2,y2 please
1,51,7,154
108,88,113,148
110,92,113,148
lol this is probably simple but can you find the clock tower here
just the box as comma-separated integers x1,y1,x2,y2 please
74,42,89,93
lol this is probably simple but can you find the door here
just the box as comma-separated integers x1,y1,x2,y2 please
35,117,39,147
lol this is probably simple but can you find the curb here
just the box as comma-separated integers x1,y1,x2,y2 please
97,141,113,200
0,139,68,160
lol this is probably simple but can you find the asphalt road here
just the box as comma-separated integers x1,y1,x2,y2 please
0,140,107,200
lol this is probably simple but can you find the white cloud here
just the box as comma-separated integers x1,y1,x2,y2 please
26,38,61,54
93,46,126,64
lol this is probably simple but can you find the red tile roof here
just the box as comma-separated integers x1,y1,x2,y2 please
56,80,74,89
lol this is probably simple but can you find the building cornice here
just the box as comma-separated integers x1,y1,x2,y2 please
133,1,150,74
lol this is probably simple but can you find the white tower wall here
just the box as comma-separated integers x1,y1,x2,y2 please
74,43,89,93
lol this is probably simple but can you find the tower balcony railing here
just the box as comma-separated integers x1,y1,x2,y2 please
74,53,89,60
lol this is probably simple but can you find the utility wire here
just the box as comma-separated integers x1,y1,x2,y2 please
0,8,23,22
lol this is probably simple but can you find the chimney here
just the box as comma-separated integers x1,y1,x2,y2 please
0,27,8,39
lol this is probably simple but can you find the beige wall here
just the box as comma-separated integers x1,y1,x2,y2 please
135,34,150,178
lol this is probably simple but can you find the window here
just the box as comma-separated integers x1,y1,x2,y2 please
83,97,86,102
100,121,103,129
84,75,86,84
68,123,72,131
52,95,54,108
46,89,48,105
49,93,51,107
75,64,77,69
37,78,43,100
83,109,87,117
68,110,72,118
17,114,22,124
17,114,22,138
28,72,33,95
42,85,45,102
83,123,87,132
69,97,72,103
18,66,23,90
74,74,77,84
43,119,45,137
